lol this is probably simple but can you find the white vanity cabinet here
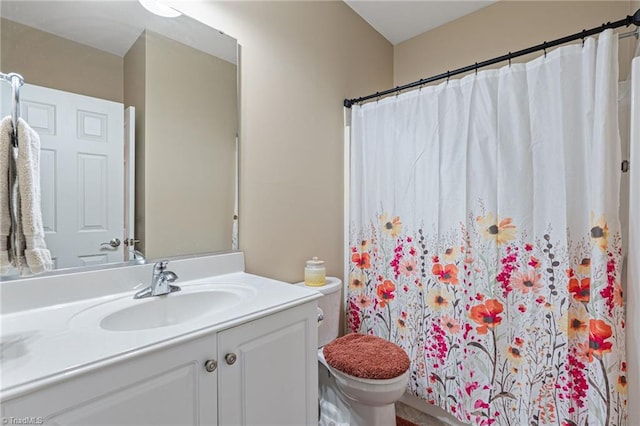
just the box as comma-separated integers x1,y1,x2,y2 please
2,301,318,426
2,333,219,425
218,302,318,425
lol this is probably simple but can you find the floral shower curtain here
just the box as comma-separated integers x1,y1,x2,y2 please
347,30,626,426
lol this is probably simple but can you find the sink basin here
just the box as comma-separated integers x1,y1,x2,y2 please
70,284,255,332
101,290,242,331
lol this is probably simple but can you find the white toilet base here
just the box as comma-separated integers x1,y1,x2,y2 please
318,360,406,426
348,400,397,426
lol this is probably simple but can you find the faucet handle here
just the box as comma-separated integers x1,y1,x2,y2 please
154,260,169,273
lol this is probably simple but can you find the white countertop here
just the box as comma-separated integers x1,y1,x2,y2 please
0,264,320,400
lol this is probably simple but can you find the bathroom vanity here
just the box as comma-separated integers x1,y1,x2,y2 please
0,253,320,425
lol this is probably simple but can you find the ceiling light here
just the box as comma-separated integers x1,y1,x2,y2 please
138,0,182,18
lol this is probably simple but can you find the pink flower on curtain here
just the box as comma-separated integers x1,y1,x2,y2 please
567,351,588,408
399,257,418,277
601,254,620,315
465,381,479,396
528,256,541,268
496,247,518,297
440,315,460,334
510,270,543,294
347,298,361,333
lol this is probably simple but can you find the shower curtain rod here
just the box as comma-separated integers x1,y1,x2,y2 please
344,9,640,108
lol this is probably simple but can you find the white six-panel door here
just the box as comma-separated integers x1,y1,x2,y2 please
1,84,124,269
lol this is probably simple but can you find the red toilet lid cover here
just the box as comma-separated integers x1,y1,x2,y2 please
322,333,410,380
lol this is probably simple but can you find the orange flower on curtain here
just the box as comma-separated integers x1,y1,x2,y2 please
569,277,591,302
351,252,371,269
376,279,395,308
588,319,613,360
432,263,459,285
469,299,504,335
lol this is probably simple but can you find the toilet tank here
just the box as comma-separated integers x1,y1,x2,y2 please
296,277,342,347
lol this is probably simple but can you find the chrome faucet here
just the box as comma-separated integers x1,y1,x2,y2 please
134,260,180,299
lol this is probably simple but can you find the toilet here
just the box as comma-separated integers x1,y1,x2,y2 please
296,277,410,426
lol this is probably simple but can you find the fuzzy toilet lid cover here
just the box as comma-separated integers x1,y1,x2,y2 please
322,333,410,380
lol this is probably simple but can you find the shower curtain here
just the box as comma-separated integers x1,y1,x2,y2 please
347,30,626,426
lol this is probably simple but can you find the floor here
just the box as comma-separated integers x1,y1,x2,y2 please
396,402,447,426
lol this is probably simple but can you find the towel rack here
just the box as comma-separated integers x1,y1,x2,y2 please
0,72,25,147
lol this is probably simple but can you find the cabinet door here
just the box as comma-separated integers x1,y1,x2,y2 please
2,334,218,425
218,302,318,426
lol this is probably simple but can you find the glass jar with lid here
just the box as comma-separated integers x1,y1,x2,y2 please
304,257,326,287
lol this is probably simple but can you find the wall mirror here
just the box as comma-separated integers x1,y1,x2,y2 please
0,0,239,277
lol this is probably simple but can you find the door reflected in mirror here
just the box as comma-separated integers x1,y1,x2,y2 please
0,1,238,275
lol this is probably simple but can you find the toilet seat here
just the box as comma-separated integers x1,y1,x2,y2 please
322,334,410,380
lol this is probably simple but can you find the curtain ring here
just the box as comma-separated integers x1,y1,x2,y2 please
446,71,450,84
581,29,586,47
475,62,478,75
543,42,547,58
395,86,400,98
375,92,380,103
508,52,512,67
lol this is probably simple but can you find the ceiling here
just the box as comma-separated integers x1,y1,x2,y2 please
1,1,496,60
0,1,238,64
344,0,497,45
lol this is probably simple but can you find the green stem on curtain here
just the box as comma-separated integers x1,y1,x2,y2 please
487,327,498,418
387,303,392,341
598,356,611,426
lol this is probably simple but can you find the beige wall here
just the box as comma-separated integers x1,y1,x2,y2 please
125,31,238,260
124,34,147,255
0,18,123,102
173,1,393,283
394,1,635,86
144,32,237,259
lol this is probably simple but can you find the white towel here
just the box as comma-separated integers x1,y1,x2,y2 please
0,116,15,274
15,117,52,274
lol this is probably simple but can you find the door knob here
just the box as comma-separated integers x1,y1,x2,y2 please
124,238,140,247
204,359,218,373
100,238,121,248
225,353,237,365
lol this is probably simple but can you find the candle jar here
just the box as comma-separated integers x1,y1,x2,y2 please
304,257,326,287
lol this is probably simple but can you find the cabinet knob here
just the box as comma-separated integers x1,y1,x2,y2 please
225,353,237,365
204,359,218,373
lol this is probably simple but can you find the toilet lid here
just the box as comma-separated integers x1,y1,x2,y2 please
322,333,410,380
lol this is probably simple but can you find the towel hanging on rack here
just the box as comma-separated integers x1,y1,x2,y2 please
0,116,52,275
1,72,52,275
14,117,52,274
0,116,15,272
